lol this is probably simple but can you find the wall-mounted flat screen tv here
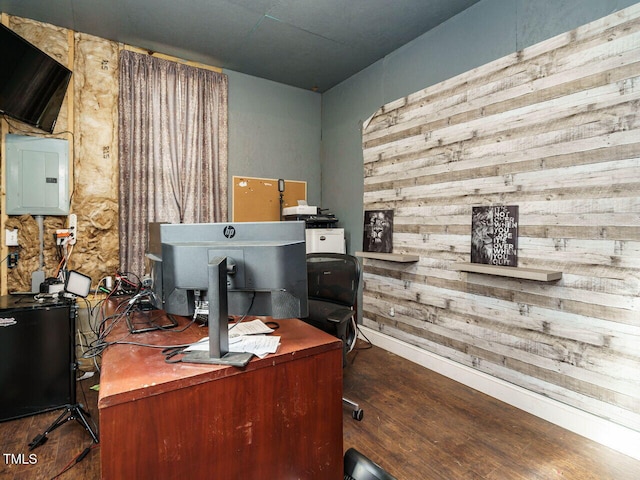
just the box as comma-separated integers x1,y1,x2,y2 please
0,23,72,133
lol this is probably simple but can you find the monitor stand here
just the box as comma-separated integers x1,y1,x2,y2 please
180,256,253,367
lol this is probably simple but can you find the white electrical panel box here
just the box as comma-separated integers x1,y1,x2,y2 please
5,134,70,216
306,228,345,254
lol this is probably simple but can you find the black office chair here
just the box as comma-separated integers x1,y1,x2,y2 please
344,448,397,480
304,253,363,420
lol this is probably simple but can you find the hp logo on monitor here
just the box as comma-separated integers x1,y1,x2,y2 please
223,225,236,238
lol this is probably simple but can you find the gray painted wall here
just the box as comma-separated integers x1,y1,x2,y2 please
225,69,322,219
320,0,639,255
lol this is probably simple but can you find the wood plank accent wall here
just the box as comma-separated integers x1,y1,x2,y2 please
361,5,640,432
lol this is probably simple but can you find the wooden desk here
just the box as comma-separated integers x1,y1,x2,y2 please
98,310,343,479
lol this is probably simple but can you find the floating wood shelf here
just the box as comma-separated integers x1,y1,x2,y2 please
453,263,562,282
356,251,419,263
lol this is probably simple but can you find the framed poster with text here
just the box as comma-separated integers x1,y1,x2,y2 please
471,205,518,266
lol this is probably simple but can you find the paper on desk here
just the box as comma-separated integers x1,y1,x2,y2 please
228,319,274,338
230,335,280,358
185,334,280,358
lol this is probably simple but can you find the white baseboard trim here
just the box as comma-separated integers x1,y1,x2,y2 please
359,326,640,462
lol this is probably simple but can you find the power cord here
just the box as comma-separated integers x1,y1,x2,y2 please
50,443,99,479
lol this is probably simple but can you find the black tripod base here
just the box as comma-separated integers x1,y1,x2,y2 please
29,403,99,450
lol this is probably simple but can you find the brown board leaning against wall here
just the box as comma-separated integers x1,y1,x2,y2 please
232,176,307,222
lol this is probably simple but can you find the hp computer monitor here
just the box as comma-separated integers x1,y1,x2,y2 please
146,221,308,366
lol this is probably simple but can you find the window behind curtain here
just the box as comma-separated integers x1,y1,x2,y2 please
118,49,228,277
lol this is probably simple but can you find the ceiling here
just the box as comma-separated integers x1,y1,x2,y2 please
0,0,480,92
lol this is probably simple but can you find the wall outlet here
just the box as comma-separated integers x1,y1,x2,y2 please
55,229,71,245
5,229,18,246
68,213,77,245
8,252,18,268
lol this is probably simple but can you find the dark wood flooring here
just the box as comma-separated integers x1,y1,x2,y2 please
342,340,640,479
0,373,101,480
1,341,638,479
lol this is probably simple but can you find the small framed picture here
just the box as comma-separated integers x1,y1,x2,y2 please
471,205,518,266
363,210,394,253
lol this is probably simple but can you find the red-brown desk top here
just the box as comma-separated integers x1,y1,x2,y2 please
98,306,342,409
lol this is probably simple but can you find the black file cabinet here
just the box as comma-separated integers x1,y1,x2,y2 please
0,295,75,422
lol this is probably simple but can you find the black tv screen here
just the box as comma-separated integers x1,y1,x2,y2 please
0,23,72,133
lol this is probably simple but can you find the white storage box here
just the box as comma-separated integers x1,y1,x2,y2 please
306,228,345,254
283,205,318,216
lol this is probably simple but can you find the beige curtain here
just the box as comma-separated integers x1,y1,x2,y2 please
118,50,228,276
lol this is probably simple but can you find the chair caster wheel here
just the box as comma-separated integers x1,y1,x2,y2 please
352,409,364,421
